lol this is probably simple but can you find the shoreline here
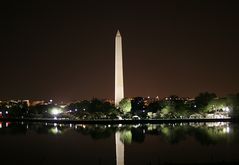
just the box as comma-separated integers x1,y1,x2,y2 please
0,117,237,124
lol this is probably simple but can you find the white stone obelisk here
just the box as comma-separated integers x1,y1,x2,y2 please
115,30,124,106
115,30,125,165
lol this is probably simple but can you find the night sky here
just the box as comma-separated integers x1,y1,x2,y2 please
1,0,239,102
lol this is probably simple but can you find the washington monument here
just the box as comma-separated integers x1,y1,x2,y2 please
115,30,124,105
115,30,125,165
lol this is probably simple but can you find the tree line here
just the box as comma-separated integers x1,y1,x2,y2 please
0,92,239,119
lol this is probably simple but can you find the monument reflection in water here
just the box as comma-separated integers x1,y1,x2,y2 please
0,122,238,165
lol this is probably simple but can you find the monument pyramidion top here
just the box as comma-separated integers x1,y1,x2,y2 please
116,30,121,37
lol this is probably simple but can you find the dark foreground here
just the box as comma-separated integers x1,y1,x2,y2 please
163,162,239,165
0,120,238,165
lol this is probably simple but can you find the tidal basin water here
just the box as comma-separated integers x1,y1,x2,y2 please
0,122,239,165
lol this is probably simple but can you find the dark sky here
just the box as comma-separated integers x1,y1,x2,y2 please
1,0,239,102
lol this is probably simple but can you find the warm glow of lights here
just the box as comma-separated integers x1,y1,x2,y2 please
223,106,230,112
60,105,66,108
117,116,123,120
50,108,62,115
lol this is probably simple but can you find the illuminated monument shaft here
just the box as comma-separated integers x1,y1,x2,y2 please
115,30,124,105
115,30,124,165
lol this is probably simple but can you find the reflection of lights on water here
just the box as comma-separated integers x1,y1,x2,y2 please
26,124,29,129
147,124,157,131
132,124,141,128
119,130,132,144
51,127,61,134
205,122,228,127
78,124,86,129
45,123,48,126
227,126,230,133
53,127,58,134
188,122,231,134
226,126,230,133
70,124,72,128
223,126,230,134
204,122,231,134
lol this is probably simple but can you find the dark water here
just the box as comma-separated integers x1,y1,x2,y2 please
0,121,238,165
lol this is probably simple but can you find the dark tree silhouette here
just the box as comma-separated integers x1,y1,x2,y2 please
194,92,217,111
